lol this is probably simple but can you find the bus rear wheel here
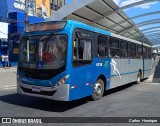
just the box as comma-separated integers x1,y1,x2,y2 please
136,72,141,84
92,79,104,100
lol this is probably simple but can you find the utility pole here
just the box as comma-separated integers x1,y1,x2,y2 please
24,0,29,31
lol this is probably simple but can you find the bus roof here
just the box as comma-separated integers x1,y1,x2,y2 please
67,20,151,46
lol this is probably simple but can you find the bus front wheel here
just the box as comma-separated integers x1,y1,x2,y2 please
92,79,104,100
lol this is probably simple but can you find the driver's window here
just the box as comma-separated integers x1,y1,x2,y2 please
73,31,92,67
73,38,79,60
73,38,91,60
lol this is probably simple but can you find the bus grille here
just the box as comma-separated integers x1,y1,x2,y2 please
20,86,57,96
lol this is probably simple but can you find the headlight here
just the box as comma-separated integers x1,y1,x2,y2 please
55,75,70,86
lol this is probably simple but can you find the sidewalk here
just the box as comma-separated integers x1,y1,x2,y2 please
0,67,17,89
144,58,160,83
0,67,17,72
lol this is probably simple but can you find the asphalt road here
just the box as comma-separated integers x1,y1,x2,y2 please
0,82,160,126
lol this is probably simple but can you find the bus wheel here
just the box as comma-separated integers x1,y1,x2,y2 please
92,79,104,100
136,72,141,84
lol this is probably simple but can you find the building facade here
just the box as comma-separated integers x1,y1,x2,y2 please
0,0,65,21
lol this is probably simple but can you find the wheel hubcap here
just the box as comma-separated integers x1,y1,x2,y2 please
94,83,102,96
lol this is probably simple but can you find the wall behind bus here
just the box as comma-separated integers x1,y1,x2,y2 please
0,0,7,20
0,0,45,65
8,12,44,33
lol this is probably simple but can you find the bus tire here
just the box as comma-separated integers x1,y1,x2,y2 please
136,72,141,84
92,79,104,100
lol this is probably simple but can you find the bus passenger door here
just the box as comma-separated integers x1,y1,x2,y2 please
70,29,94,100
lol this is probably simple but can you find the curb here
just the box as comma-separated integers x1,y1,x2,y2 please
0,85,17,89
0,69,17,73
142,83,160,85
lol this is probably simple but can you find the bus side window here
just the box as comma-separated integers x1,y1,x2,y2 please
129,43,136,59
143,46,147,59
121,40,128,58
73,37,92,66
73,38,91,60
148,47,151,59
98,35,108,57
73,38,78,59
137,44,142,59
109,37,120,58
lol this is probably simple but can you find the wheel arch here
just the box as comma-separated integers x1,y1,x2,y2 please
97,74,107,90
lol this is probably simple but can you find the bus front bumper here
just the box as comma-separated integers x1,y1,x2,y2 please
17,82,70,101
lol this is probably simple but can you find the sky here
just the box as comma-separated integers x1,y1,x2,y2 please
112,0,160,32
112,0,160,45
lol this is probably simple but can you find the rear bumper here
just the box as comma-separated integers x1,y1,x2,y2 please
17,81,70,101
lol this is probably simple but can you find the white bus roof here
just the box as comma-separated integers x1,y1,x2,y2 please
111,33,151,47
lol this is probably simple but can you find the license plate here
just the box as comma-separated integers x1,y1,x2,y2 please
32,87,41,92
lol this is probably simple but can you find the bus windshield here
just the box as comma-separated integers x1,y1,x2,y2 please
19,34,68,70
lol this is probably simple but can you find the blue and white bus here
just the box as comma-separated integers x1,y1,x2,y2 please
17,20,152,101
